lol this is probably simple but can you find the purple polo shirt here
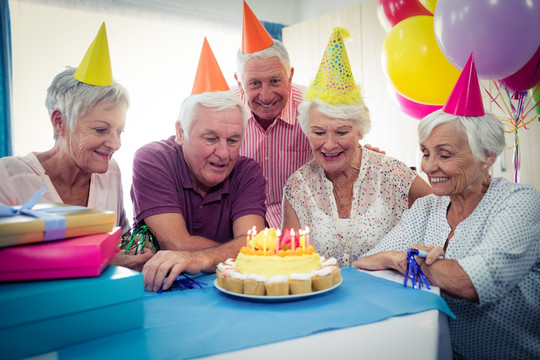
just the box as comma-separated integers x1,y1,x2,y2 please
131,136,266,244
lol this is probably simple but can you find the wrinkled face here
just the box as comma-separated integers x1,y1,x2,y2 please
420,122,486,197
239,56,292,123
308,108,362,176
66,101,126,174
178,105,244,195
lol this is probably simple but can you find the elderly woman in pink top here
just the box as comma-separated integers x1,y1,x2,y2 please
0,66,152,270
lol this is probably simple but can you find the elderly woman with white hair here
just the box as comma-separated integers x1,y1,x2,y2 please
354,56,540,359
282,28,431,267
0,66,153,271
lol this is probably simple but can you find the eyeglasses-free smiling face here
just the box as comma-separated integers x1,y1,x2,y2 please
307,109,363,177
177,105,244,196
420,122,487,197
239,56,293,124
64,101,126,174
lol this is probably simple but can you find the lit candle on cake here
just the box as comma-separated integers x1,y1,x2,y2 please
299,229,305,250
275,229,281,255
246,229,251,248
251,226,257,250
305,226,310,248
263,228,268,256
290,228,295,251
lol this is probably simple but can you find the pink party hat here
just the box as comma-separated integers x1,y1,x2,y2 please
442,54,484,116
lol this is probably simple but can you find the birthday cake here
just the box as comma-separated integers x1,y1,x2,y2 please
216,228,341,296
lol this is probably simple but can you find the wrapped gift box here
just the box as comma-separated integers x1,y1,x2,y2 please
0,203,116,248
0,265,144,359
0,227,121,282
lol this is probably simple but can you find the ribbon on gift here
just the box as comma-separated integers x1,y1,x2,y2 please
0,185,86,241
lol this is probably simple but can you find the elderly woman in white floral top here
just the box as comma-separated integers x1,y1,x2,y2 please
281,27,431,267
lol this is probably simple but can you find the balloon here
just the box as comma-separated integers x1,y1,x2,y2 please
376,2,393,32
532,83,540,116
382,15,460,105
434,0,540,80
418,0,437,14
377,0,432,30
393,90,443,120
501,46,540,92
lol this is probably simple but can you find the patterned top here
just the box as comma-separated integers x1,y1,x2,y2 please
0,152,129,232
284,148,416,267
232,84,312,228
366,177,540,359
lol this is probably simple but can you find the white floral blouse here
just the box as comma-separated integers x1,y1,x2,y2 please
284,148,416,267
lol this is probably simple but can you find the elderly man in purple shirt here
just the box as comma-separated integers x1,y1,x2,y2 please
131,88,266,292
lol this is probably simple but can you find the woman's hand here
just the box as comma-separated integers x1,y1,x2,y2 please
363,144,386,154
409,243,445,265
352,251,404,272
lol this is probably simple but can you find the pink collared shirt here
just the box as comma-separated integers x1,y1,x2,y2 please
232,84,312,228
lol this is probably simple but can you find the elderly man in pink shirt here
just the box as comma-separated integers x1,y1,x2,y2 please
232,2,312,228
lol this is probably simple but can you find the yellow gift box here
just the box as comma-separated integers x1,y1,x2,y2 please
0,203,115,248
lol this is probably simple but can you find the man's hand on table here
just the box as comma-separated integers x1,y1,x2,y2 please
142,250,205,292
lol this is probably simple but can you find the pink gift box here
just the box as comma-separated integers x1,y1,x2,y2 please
0,227,121,282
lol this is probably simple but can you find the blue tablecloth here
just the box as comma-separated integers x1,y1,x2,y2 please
59,268,454,360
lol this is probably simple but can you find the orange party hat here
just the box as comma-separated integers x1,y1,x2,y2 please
305,27,362,105
192,37,230,94
442,53,485,116
74,22,113,86
241,1,274,53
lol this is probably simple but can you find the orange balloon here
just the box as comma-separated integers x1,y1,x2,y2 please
382,15,460,105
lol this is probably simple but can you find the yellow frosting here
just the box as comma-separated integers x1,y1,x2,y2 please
236,252,322,278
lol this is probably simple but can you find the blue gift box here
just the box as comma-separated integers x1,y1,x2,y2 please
0,266,144,359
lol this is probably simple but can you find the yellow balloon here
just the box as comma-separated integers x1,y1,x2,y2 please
418,0,437,14
382,15,460,105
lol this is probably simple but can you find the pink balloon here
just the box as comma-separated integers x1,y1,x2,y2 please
434,0,540,80
394,91,442,120
377,0,432,30
501,46,540,92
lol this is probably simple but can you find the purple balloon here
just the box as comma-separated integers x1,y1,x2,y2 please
434,0,540,80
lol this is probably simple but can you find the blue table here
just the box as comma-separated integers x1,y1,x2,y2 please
29,269,454,360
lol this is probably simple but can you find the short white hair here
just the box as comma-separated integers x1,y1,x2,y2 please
297,98,371,136
45,67,129,139
418,110,505,162
177,90,248,140
235,40,291,83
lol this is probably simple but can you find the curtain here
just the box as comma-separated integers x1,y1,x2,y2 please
0,0,13,157
261,21,284,42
